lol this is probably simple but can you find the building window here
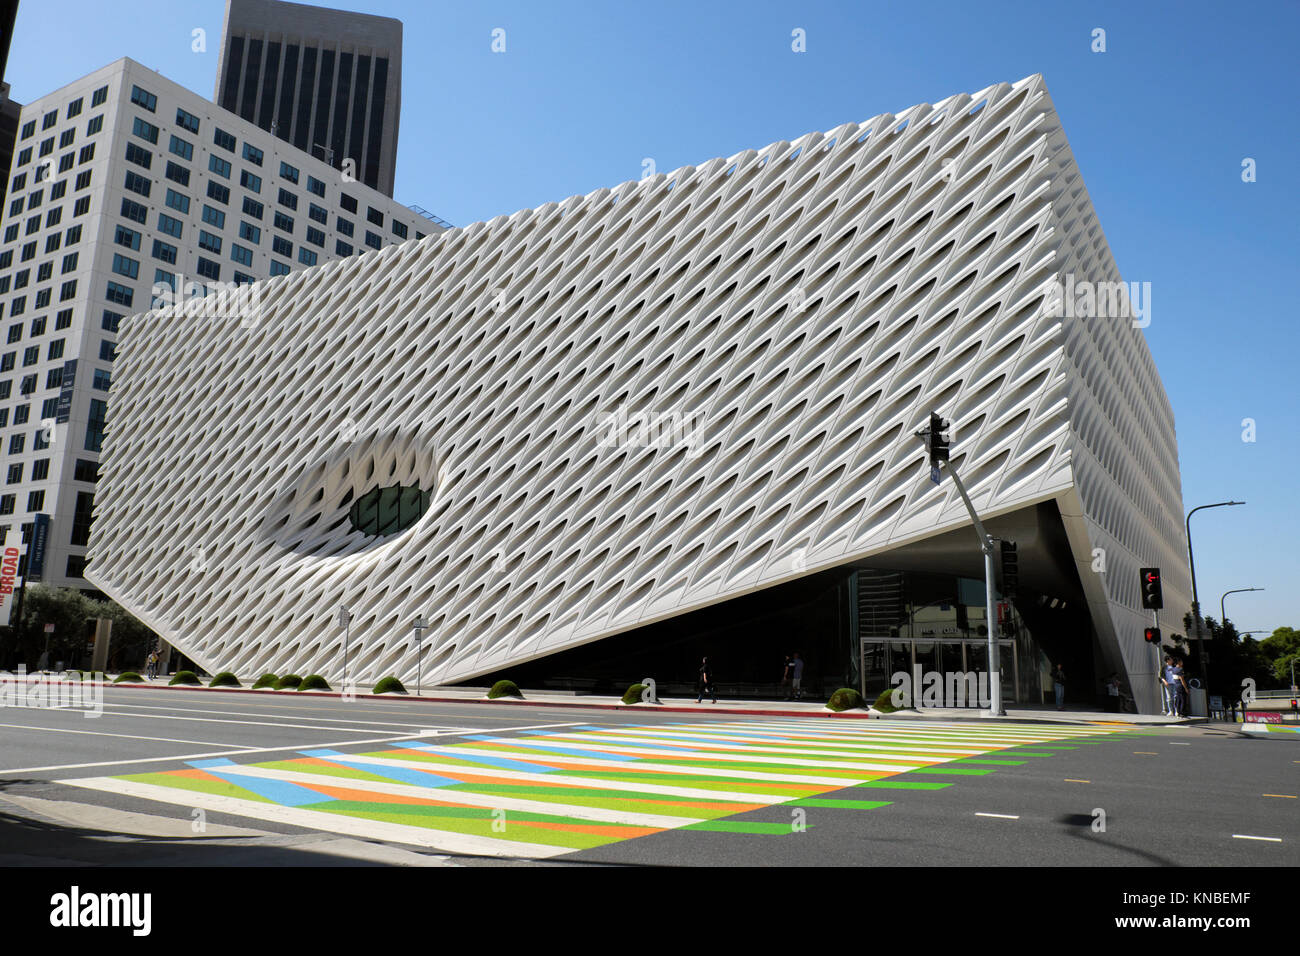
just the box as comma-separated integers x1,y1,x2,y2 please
20,119,35,140
16,146,31,167
92,368,111,391
277,188,297,210
131,116,159,144
336,216,354,237
298,247,317,266
279,161,299,183
213,127,236,152
70,491,96,546
238,221,261,243
175,107,200,133
273,211,294,233
59,128,75,149
240,170,262,193
105,281,133,307
152,239,177,264
242,197,264,220
230,243,253,266
123,170,151,197
29,316,45,336
59,280,76,301
367,206,384,227
154,268,175,290
233,271,256,286
44,206,63,228
305,226,325,247
86,115,103,136
91,84,109,107
208,155,232,179
157,213,183,238
0,353,12,372
164,161,190,186
242,143,263,166
306,176,326,198
10,296,25,315
198,230,222,254
73,196,90,217
335,239,353,257
365,230,382,250
27,189,42,208
13,404,28,425
21,345,37,365
100,340,116,362
39,397,57,420
271,236,292,257
201,205,226,229
31,459,49,480
47,339,64,360
0,495,12,515
112,254,140,279
6,464,21,484
66,555,87,579
75,169,92,190
130,85,158,111
392,220,408,240
269,260,290,277
207,181,230,204
101,311,121,333
196,257,220,281
44,369,61,390
308,203,327,225
114,225,141,251
120,196,148,223
42,109,57,130
26,490,45,512
34,289,51,309
8,434,24,455
6,324,19,344
164,188,190,214
74,459,99,483
169,135,194,161
56,308,73,330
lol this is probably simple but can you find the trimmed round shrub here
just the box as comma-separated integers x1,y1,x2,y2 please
487,679,522,700
209,671,241,688
274,673,302,690
622,683,647,705
297,674,330,691
169,670,202,686
251,673,278,689
827,687,866,712
872,688,900,713
372,676,407,695
113,671,144,683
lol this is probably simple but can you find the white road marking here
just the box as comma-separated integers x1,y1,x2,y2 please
0,722,585,775
64,776,568,859
100,701,443,729
1232,834,1282,842
0,720,252,751
975,812,1020,819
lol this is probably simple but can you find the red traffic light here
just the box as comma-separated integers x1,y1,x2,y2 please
1144,627,1161,644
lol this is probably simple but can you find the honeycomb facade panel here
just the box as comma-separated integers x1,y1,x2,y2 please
87,75,1187,709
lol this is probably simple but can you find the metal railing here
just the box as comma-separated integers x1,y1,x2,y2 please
407,204,455,230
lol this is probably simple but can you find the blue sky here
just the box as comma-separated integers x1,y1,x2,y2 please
8,0,1298,636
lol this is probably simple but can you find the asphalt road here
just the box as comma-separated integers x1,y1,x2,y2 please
0,686,1294,867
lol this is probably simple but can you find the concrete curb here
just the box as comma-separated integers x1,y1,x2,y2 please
4,674,1201,726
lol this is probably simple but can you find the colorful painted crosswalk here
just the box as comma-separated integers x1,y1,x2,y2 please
64,718,1128,859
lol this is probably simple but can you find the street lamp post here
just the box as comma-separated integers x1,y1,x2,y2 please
1220,588,1264,631
1186,501,1244,702
412,616,427,696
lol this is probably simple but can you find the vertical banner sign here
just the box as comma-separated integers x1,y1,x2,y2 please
0,527,16,627
27,513,50,583
55,359,78,424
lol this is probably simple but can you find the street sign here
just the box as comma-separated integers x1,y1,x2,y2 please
43,623,54,634
929,465,940,485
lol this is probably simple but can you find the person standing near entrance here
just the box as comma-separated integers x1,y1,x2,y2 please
791,652,805,700
1160,655,1175,716
780,653,794,699
697,656,716,704
1171,658,1189,718
1053,663,1066,710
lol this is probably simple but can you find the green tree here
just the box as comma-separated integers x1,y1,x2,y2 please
1260,627,1300,687
3,585,158,671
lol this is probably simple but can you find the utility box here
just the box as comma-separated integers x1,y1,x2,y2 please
90,618,112,673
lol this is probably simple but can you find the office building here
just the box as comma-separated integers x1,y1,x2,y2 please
214,0,403,197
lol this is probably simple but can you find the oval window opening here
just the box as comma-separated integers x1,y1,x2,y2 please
348,483,431,538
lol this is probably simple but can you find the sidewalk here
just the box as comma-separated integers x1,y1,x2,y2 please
70,673,1197,725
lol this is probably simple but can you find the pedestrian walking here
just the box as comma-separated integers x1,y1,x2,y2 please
1164,658,1185,717
1171,658,1189,718
146,650,159,680
1105,673,1121,712
1052,663,1066,710
791,652,805,700
780,653,794,700
696,656,716,704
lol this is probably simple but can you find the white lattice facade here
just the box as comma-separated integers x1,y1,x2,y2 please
86,74,1188,709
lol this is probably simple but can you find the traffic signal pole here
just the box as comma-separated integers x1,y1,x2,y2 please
914,414,1004,717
